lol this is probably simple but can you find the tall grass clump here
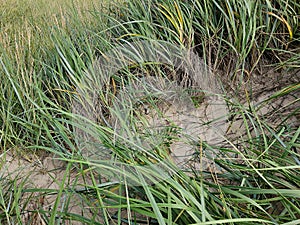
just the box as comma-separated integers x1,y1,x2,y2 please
108,0,300,78
0,0,109,149
0,0,299,224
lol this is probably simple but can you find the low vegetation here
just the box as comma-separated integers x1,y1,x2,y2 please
0,0,299,224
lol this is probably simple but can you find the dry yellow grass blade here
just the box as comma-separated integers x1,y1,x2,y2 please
158,1,184,43
267,12,293,41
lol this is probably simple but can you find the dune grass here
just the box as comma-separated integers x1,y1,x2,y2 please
0,0,299,224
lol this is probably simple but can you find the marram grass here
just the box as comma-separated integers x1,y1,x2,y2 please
0,0,299,224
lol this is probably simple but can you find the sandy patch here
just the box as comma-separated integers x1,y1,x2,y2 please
0,153,98,224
